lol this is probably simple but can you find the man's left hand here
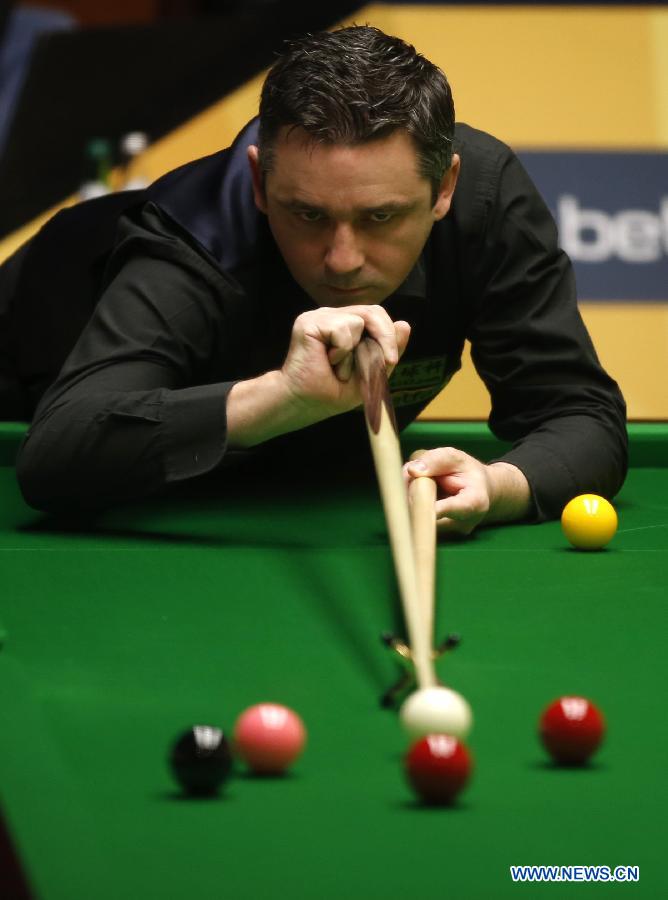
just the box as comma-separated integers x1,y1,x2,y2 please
403,448,531,536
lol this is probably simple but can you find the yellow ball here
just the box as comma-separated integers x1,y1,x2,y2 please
561,494,618,550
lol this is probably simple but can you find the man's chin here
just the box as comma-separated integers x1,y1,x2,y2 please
311,285,390,308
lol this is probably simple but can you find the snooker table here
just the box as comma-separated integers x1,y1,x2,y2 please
0,421,666,900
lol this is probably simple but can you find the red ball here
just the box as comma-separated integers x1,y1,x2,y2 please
233,703,306,774
539,696,605,765
405,734,472,805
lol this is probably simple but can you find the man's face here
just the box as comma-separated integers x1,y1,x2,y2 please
248,128,459,307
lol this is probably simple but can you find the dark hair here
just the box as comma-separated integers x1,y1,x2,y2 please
258,25,455,200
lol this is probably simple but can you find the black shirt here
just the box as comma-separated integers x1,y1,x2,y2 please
7,120,627,517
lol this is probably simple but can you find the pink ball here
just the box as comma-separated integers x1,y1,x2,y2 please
233,703,306,774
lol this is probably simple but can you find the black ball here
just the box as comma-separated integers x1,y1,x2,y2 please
169,725,233,795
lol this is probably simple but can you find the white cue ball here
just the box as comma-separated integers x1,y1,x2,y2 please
399,686,473,740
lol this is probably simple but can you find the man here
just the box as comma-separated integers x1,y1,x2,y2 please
1,25,627,529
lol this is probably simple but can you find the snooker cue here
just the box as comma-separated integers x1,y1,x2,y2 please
408,450,438,646
354,337,437,689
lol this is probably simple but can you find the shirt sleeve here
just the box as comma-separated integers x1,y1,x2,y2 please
16,205,242,513
465,149,628,521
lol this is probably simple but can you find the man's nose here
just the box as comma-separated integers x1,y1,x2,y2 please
324,224,364,276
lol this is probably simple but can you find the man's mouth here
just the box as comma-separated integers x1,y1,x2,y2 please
326,285,366,294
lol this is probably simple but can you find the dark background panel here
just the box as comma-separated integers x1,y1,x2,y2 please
382,0,665,5
0,1,361,237
15,0,162,26
0,3,10,43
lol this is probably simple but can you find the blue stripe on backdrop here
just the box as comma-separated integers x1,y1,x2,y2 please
518,151,668,302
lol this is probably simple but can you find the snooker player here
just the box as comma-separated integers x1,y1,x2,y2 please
0,26,627,529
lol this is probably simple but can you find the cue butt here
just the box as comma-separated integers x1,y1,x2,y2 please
408,450,437,645
355,341,437,689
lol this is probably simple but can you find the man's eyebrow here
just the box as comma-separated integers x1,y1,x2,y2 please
275,198,419,214
360,201,418,214
276,198,326,212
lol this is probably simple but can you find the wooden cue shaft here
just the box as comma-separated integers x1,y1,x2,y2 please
408,450,438,645
354,338,436,689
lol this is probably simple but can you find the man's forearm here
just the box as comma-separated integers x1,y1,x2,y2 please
227,307,410,449
226,370,320,448
484,461,532,524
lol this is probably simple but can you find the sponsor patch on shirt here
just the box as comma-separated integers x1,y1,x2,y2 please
389,356,451,407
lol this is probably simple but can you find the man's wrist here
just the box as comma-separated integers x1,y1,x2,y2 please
485,461,532,524
226,369,325,449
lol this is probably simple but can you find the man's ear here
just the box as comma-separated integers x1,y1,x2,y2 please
432,153,460,221
247,145,267,214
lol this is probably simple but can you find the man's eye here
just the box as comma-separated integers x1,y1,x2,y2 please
298,210,324,222
369,211,393,223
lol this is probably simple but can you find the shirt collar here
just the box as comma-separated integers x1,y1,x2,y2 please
392,254,427,300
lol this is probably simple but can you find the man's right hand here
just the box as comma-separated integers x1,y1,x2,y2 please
226,305,410,448
281,305,410,417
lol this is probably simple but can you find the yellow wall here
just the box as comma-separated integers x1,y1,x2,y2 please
352,5,668,421
422,303,668,421
1,4,666,419
361,5,668,149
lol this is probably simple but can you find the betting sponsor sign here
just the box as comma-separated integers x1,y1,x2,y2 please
518,151,668,301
